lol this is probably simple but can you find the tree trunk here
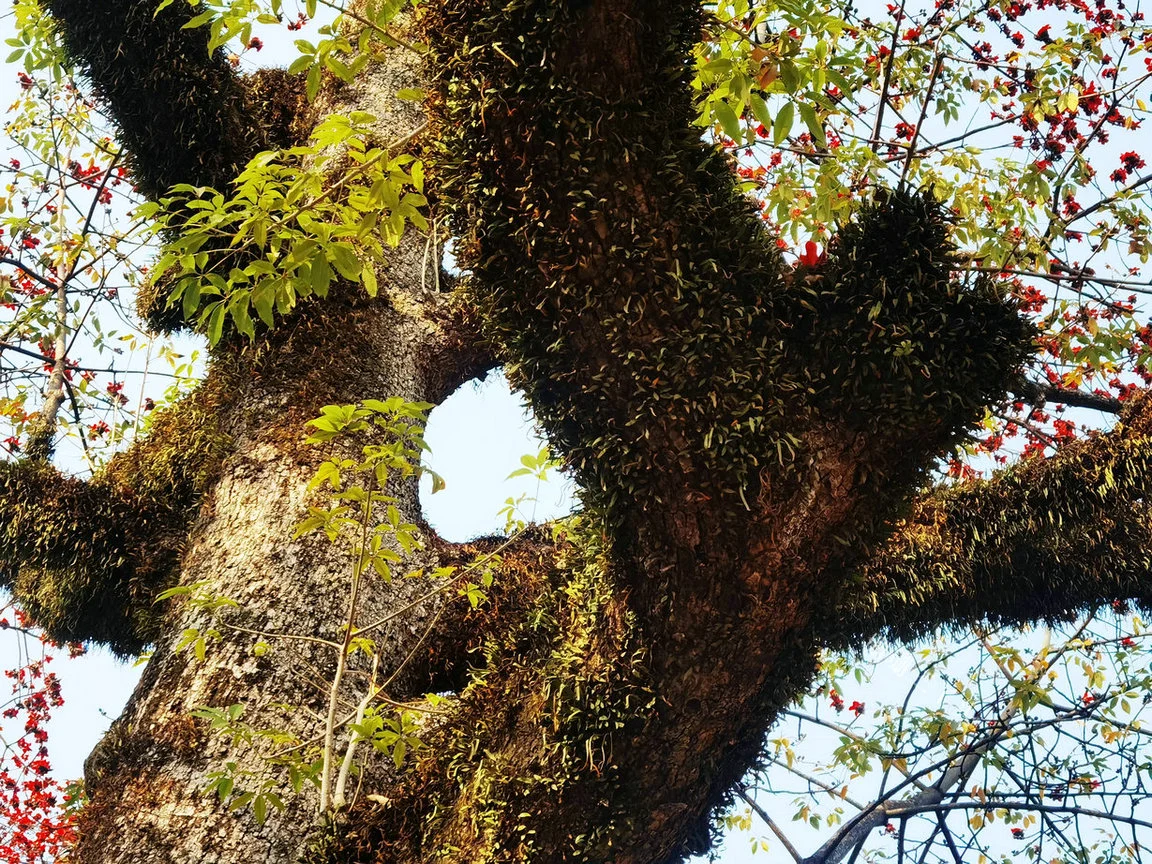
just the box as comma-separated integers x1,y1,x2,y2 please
72,38,494,862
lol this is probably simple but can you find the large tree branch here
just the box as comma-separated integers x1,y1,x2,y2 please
1013,377,1124,414
317,1,1032,861
43,1,302,199
0,460,167,654
825,393,1152,649
0,376,232,654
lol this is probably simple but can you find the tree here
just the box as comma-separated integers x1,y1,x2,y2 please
1,0,1152,862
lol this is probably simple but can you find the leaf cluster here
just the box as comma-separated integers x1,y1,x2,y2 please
141,113,427,342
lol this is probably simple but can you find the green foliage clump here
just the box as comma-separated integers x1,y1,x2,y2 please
135,65,309,333
42,0,311,335
141,112,428,344
0,382,231,655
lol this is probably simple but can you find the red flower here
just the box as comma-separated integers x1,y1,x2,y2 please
1011,827,1025,839
798,240,824,268
1120,151,1146,171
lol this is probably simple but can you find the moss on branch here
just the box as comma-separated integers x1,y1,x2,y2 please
801,190,1033,441
43,0,302,200
0,381,231,655
827,393,1152,648
425,0,1030,557
321,522,658,863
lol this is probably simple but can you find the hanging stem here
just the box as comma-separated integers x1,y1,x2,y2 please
332,652,380,811
319,473,377,814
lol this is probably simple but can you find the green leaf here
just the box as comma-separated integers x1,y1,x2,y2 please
362,266,378,298
252,282,276,327
749,93,773,130
306,64,322,101
231,296,255,340
181,9,215,30
798,102,825,146
310,253,334,296
182,280,202,320
773,102,794,146
713,100,742,142
325,55,354,83
779,59,801,93
309,461,342,491
206,302,226,346
287,54,313,75
328,243,362,281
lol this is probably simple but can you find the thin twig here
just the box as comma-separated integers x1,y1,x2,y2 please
736,785,803,864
